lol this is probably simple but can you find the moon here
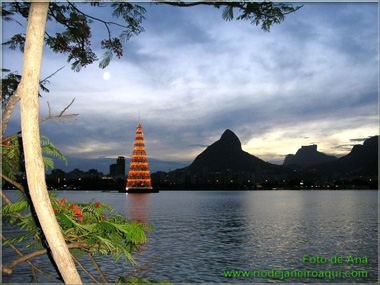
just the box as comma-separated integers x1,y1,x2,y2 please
103,71,111,81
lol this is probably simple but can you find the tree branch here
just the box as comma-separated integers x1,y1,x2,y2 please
89,253,108,283
2,65,65,138
40,65,65,85
58,97,75,117
161,1,302,30
162,1,301,13
1,179,109,281
18,2,82,283
66,1,127,40
71,253,101,284
1,241,117,273
39,98,78,124
160,1,217,8
0,173,25,193
2,89,20,137
32,265,38,283
0,189,25,221
2,98,78,145
126,254,162,279
1,234,58,280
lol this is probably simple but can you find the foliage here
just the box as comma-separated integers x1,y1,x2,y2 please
1,69,50,109
1,135,23,183
1,197,34,235
1,190,154,279
2,1,146,71
51,194,153,265
40,135,68,171
162,1,302,32
1,134,67,185
1,133,155,281
217,2,302,31
1,1,301,282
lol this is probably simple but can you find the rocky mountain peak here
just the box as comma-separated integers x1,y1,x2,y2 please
284,144,337,168
219,129,242,151
299,145,318,152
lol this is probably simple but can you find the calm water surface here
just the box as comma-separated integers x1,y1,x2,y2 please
2,190,378,283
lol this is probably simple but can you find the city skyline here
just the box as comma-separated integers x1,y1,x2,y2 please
2,2,378,172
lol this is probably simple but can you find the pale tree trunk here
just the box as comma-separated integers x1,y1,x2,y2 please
2,90,20,137
19,2,82,284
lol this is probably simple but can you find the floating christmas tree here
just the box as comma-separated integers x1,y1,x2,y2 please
126,122,155,192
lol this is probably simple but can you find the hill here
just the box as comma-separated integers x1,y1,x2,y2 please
184,129,277,173
283,145,337,168
151,131,377,190
315,136,378,177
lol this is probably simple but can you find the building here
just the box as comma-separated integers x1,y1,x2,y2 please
116,156,125,176
110,156,126,178
110,164,117,177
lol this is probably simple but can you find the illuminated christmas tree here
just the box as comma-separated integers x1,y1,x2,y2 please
126,122,153,192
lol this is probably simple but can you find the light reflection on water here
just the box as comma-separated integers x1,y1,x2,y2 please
127,193,151,224
1,190,378,283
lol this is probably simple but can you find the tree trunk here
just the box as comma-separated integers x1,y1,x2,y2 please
19,2,82,284
2,90,20,137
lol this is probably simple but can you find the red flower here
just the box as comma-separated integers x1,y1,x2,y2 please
55,200,59,205
61,198,66,206
95,202,100,207
73,205,78,210
75,209,82,215
53,209,58,213
67,205,72,210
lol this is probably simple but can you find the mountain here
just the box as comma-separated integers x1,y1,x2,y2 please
151,130,377,189
183,129,278,173
51,156,189,175
283,145,337,168
316,136,378,176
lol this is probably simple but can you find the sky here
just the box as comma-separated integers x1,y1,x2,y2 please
2,1,379,174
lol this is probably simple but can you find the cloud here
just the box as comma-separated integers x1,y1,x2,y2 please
2,2,378,171
350,137,371,142
189,144,209,148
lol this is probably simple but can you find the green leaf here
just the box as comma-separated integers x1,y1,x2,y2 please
2,200,29,215
43,156,54,171
40,135,68,170
98,221,117,234
56,213,74,228
2,230,35,246
222,6,234,21
99,51,113,69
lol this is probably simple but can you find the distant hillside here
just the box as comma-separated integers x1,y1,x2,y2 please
182,129,281,174
151,131,377,189
283,145,337,168
51,156,189,174
315,136,378,176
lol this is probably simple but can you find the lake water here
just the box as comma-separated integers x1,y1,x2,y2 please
2,190,378,283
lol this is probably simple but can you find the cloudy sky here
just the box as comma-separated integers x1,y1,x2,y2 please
3,1,378,173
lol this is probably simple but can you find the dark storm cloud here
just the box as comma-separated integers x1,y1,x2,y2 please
142,3,212,45
332,144,356,151
39,114,138,156
327,3,378,61
118,3,214,67
350,137,371,143
2,2,378,169
189,144,209,148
